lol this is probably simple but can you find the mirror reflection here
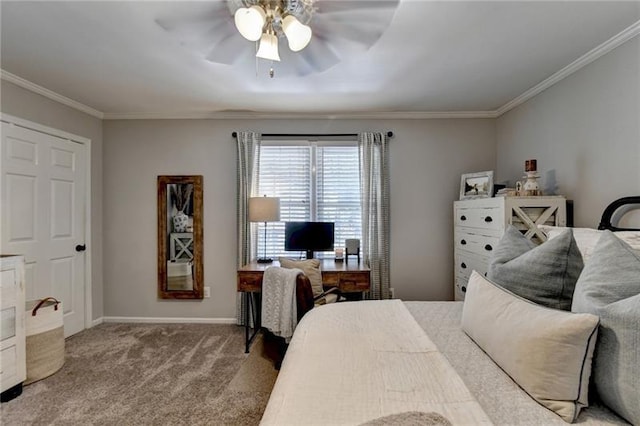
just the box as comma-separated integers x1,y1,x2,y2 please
158,175,203,299
167,183,194,290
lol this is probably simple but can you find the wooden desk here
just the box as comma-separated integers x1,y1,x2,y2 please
238,259,370,294
237,259,370,352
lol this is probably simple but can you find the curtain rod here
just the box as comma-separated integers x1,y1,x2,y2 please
231,131,394,139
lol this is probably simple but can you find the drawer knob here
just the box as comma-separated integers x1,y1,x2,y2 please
461,239,467,245
484,244,493,251
460,215,467,221
461,262,467,269
462,286,467,293
484,216,493,223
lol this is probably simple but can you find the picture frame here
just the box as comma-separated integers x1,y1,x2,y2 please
460,171,494,200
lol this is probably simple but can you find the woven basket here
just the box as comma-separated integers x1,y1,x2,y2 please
25,298,65,385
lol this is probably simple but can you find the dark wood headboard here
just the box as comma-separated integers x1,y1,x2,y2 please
598,196,640,231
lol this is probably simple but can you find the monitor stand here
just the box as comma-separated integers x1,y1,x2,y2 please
305,250,314,260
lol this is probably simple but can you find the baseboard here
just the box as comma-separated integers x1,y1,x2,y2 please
102,316,237,324
92,317,104,327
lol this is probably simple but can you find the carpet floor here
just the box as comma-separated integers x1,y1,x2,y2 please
1,323,278,425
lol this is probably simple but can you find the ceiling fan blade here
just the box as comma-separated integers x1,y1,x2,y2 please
293,35,341,74
310,1,399,55
315,7,398,26
312,16,390,49
205,33,251,65
183,19,238,55
316,0,399,14
155,2,230,34
156,2,246,65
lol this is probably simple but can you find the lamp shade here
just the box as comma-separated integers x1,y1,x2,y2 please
282,15,312,52
256,32,281,61
249,197,280,222
234,5,266,41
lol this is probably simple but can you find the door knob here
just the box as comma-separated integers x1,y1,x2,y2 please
75,244,86,252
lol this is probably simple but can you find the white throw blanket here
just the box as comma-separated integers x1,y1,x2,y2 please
261,266,302,342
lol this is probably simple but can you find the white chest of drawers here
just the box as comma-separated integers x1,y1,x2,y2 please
1,255,26,400
453,196,566,301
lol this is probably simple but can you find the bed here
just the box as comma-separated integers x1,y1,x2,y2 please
260,197,640,425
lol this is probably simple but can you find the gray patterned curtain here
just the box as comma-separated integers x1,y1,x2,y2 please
358,132,391,299
236,131,261,324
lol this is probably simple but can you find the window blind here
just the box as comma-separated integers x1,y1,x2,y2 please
257,141,362,259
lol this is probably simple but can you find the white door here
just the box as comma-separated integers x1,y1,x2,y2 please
1,122,86,337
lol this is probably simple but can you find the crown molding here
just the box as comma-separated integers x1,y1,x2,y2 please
102,110,497,120
1,69,104,119
3,20,638,121
494,19,640,117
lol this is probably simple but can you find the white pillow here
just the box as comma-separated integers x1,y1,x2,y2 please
462,271,600,423
539,225,640,261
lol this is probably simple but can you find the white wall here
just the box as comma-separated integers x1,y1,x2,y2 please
496,37,640,227
103,118,495,318
0,80,104,320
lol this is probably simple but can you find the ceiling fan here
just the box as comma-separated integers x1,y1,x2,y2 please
155,0,400,78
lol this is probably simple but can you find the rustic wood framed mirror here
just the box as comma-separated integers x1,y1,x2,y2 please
157,175,203,299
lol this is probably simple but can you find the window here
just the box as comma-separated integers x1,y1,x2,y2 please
257,141,361,259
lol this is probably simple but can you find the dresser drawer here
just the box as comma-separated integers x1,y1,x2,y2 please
338,272,370,292
454,249,490,280
454,230,500,256
0,345,17,390
237,271,262,292
455,206,503,231
1,307,17,341
321,272,339,287
1,268,18,310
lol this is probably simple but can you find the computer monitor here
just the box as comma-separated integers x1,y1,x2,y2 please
284,221,335,259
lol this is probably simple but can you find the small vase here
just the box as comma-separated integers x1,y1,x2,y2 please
173,211,189,233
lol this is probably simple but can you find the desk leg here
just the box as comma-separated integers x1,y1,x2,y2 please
244,292,250,353
244,292,260,353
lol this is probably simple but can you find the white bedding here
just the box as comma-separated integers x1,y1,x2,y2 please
260,300,492,426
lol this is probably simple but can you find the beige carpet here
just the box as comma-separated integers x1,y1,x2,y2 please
1,323,278,425
229,337,278,394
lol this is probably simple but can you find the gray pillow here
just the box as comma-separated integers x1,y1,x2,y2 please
571,231,640,425
487,225,583,310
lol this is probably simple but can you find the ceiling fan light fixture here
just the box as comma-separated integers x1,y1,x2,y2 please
256,32,280,61
234,5,266,41
282,14,312,52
